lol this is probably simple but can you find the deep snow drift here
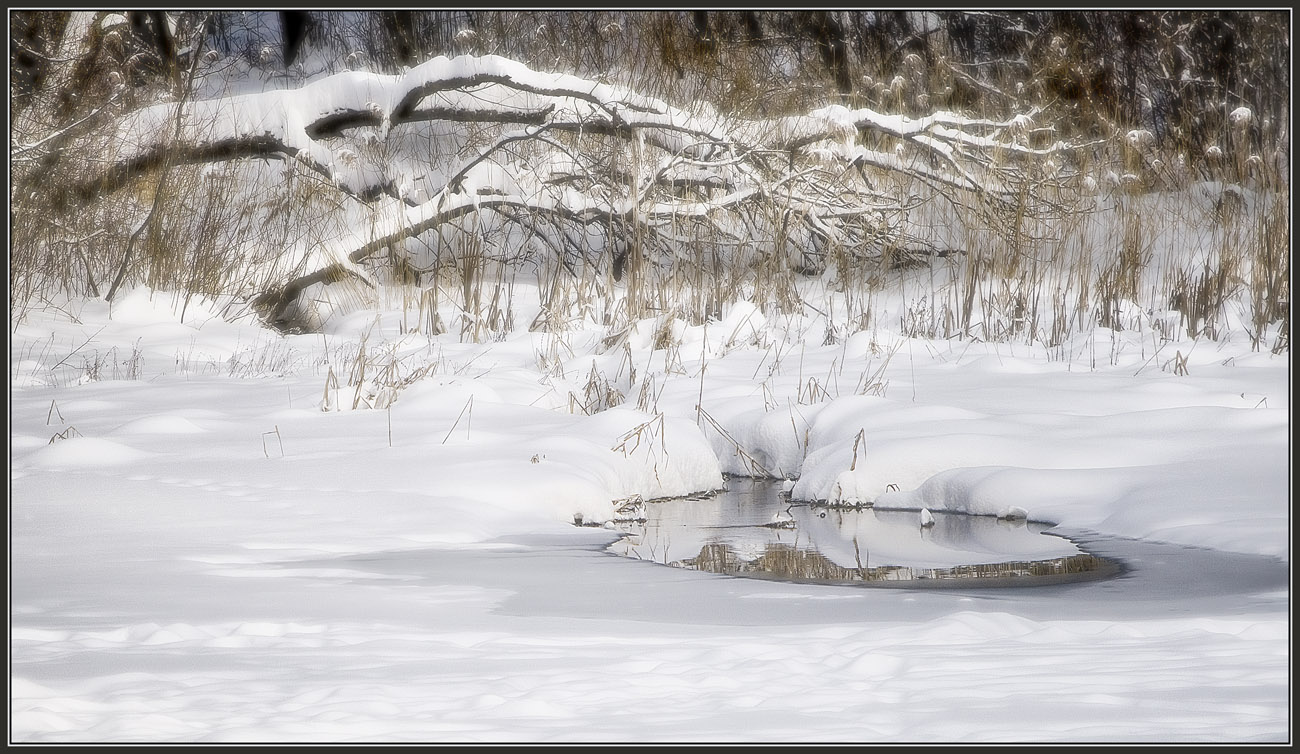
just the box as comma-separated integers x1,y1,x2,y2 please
9,285,1289,743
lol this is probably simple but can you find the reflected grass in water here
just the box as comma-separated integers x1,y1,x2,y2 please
609,478,1122,588
680,541,1114,587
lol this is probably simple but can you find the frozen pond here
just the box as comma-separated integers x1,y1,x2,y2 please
608,477,1122,588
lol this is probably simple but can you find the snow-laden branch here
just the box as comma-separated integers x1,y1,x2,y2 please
29,52,1090,325
94,55,722,201
79,53,1078,211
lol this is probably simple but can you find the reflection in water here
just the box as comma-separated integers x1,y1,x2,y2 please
608,478,1119,588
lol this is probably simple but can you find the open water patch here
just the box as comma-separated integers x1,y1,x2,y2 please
607,476,1121,588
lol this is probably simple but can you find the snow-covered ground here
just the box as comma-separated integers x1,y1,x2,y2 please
9,285,1290,743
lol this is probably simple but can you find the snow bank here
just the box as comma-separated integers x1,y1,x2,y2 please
9,282,1289,743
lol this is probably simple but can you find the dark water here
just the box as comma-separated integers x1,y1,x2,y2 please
272,478,1285,626
608,477,1122,588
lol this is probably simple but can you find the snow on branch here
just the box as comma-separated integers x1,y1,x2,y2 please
34,53,1090,324
94,54,721,203
82,53,1074,210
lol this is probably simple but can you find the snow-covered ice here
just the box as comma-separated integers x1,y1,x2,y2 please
9,286,1289,743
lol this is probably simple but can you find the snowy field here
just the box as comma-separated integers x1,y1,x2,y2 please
9,284,1289,743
